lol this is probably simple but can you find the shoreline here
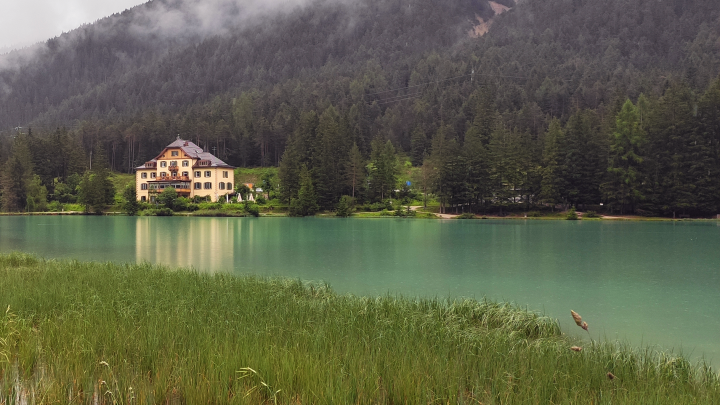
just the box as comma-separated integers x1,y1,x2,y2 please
1,210,718,222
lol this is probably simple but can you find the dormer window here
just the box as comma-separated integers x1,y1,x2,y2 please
171,151,179,157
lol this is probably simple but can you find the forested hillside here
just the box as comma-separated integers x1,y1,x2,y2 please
2,0,720,216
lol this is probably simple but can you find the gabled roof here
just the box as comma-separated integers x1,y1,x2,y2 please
135,138,234,170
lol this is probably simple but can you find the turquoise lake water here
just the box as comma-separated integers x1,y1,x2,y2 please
1,216,719,365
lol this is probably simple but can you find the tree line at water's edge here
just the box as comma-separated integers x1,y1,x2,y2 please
2,77,720,217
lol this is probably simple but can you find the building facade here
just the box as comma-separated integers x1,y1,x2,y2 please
135,138,235,202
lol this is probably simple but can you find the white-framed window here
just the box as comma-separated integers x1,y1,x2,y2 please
194,183,201,189
182,161,189,167
182,171,189,177
194,171,201,177
204,171,212,177
204,182,212,189
170,161,177,167
227,182,233,190
141,183,148,190
171,151,179,157
161,172,167,178
219,183,225,190
160,161,167,167
223,171,229,178
151,173,156,178
141,172,147,179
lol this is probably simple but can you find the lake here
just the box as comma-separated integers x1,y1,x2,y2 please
1,216,719,365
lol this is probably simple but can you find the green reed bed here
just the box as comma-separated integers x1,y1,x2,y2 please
0,253,718,404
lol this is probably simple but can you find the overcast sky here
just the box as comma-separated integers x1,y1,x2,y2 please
0,0,147,52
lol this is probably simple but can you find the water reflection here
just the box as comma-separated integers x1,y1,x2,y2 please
135,217,235,271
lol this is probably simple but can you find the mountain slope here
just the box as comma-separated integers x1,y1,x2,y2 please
0,0,719,171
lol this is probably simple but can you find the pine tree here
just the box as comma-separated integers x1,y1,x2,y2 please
642,85,696,216
0,135,34,212
279,111,317,203
464,123,492,212
368,138,397,201
488,122,523,214
313,106,347,209
562,109,605,209
25,175,48,212
604,100,646,214
122,184,141,216
77,145,115,213
540,119,565,210
410,125,428,167
289,165,318,217
692,78,720,215
345,143,365,199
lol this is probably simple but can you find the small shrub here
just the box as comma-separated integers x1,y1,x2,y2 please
142,208,174,216
198,202,223,211
584,210,600,218
392,206,417,217
336,196,354,217
369,201,392,212
255,196,267,205
47,201,63,212
172,197,190,212
243,202,260,217
379,209,394,216
457,213,475,219
566,207,579,220
192,195,209,203
526,211,541,218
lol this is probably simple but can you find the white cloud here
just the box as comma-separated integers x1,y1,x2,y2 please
0,0,147,51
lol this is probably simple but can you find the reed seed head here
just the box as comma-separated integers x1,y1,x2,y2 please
570,346,582,352
571,310,589,330
571,310,583,327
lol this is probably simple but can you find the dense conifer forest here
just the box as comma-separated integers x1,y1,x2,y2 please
2,0,720,216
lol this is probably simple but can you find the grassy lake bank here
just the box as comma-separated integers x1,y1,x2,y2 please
0,253,718,404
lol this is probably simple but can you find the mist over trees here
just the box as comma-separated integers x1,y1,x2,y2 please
2,0,720,215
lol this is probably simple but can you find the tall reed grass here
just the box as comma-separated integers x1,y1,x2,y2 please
0,252,717,404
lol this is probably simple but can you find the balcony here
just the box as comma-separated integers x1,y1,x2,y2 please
148,179,192,195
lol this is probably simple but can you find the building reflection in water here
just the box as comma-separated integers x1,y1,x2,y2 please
135,217,236,272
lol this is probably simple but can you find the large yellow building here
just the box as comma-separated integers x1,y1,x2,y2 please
135,138,235,202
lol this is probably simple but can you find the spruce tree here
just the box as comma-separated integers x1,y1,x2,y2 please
313,106,347,209
289,165,319,217
540,119,565,210
368,138,397,201
0,135,34,212
345,143,365,199
604,100,646,214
